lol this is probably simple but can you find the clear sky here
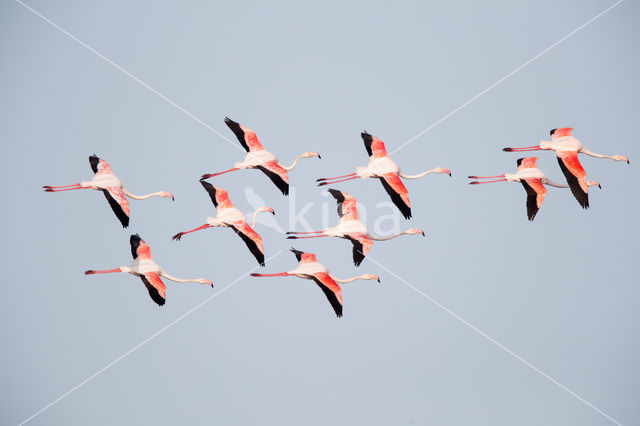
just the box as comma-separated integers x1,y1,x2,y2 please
1,1,639,425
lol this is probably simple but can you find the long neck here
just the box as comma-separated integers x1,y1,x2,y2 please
399,169,439,179
544,179,569,188
331,274,374,284
370,230,411,241
125,191,167,200
280,154,306,171
580,148,615,160
160,271,202,284
252,209,269,228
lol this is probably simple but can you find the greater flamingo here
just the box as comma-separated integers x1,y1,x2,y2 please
503,128,628,208
317,132,450,219
201,117,321,195
172,180,275,266
43,155,174,227
85,234,212,306
250,248,380,318
286,189,424,265
469,157,601,220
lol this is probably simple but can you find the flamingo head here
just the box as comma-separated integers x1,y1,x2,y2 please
198,278,214,287
363,273,380,283
612,154,629,164
259,206,275,215
407,228,425,236
161,191,175,201
435,167,452,176
587,180,602,189
303,151,321,159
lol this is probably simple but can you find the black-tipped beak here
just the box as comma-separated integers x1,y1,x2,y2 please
502,148,512,152
421,231,425,236
318,154,322,159
171,195,175,201
627,159,630,164
271,210,275,215
377,278,380,283
598,183,602,189
286,236,296,239
448,172,452,177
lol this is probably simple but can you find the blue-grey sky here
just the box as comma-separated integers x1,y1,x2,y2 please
2,1,639,425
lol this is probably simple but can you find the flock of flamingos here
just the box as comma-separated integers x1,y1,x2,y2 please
44,118,629,317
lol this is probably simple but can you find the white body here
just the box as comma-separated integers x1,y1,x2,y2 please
539,136,582,152
356,157,400,179
327,220,368,236
82,172,122,189
207,207,246,226
289,262,329,277
237,150,278,168
505,168,545,181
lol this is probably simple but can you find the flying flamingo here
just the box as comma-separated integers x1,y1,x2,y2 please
172,180,275,266
469,157,601,220
43,155,174,227
250,248,380,318
317,132,450,219
85,234,212,306
503,127,628,208
201,117,321,195
286,189,424,265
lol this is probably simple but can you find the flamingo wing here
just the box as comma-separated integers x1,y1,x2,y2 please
224,117,265,152
327,188,359,221
361,132,389,158
257,161,290,195
102,187,130,228
555,150,589,208
346,233,373,266
230,221,265,266
140,272,167,306
520,178,547,221
379,173,411,219
310,272,343,318
89,155,100,173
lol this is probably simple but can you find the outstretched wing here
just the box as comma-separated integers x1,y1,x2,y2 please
520,178,547,221
327,188,359,221
102,187,130,228
346,233,373,267
224,117,265,152
310,272,343,318
361,132,389,158
230,221,265,266
140,272,166,306
379,173,411,219
257,161,290,195
555,150,589,209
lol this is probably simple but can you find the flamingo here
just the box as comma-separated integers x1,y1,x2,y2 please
172,180,275,266
317,132,450,219
43,155,174,228
286,189,425,265
503,128,628,208
84,234,212,306
201,117,321,195
469,157,601,220
250,248,380,318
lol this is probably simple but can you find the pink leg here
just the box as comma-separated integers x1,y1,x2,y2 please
467,175,505,179
45,187,88,192
172,224,211,241
201,168,239,180
316,173,356,182
85,268,121,275
43,183,81,189
250,272,290,278
469,179,507,185
317,176,360,186
286,230,325,234
286,234,328,239
503,146,542,152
